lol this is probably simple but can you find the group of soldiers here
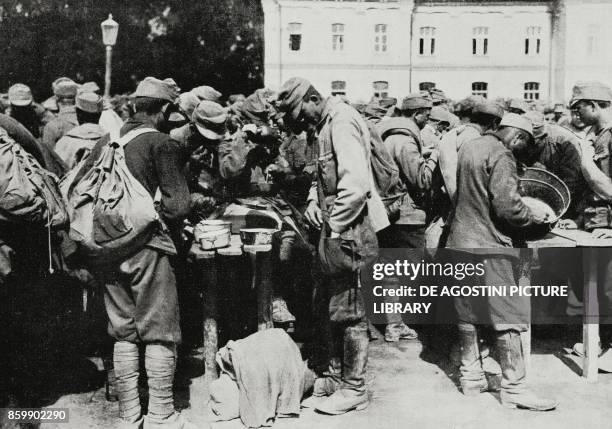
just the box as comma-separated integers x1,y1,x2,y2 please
2,73,612,428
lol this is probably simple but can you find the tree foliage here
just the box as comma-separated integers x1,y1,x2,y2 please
0,0,263,100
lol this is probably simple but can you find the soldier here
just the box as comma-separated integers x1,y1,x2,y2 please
79,77,193,428
447,113,557,411
277,77,389,414
42,79,79,149
438,100,504,214
42,77,76,117
375,93,438,342
572,81,612,363
7,83,52,138
171,100,228,220
421,105,451,148
523,110,587,221
54,92,107,169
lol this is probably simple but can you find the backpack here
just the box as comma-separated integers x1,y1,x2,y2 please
0,131,68,229
62,128,161,266
364,121,405,223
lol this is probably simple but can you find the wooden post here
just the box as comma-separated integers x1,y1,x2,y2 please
244,245,274,331
582,247,599,382
192,246,218,381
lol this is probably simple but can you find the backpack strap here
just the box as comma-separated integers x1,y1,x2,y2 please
114,127,158,148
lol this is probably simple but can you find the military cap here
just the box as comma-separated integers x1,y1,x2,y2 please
192,100,227,140
569,81,612,107
179,92,200,119
553,103,565,114
454,95,485,115
75,92,104,113
277,77,312,119
500,113,533,137
524,110,546,138
473,100,505,119
52,77,75,94
133,77,179,103
363,100,388,121
79,81,101,94
429,106,449,122
379,97,397,110
509,98,530,114
8,83,33,106
55,80,78,99
401,92,433,111
192,85,222,103
163,78,181,94
42,96,58,112
429,88,447,104
241,89,276,126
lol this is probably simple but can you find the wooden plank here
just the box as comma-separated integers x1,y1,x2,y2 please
527,232,576,248
553,228,612,247
582,247,599,382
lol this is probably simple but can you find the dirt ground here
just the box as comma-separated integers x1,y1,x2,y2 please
9,325,608,429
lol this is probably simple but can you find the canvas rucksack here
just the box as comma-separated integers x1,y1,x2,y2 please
0,130,68,229
62,128,161,266
364,121,405,223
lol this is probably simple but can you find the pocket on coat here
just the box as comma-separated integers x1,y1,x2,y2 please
318,236,357,276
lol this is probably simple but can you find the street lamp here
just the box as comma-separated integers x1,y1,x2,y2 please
101,14,119,99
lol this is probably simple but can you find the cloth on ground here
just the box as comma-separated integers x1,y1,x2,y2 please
211,328,305,428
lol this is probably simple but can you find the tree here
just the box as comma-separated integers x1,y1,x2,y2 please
0,0,263,100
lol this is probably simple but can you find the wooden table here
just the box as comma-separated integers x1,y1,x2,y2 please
188,234,274,380
528,229,612,382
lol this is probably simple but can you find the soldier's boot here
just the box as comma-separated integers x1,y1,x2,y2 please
301,357,342,408
458,323,489,396
315,322,369,415
144,343,198,429
113,341,143,429
497,331,557,411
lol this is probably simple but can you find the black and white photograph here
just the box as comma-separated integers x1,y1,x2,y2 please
0,1,611,428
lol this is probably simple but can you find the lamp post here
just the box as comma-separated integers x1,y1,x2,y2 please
101,14,119,99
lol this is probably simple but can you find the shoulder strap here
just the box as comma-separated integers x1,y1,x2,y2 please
114,127,158,148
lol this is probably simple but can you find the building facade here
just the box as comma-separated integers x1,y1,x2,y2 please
262,0,612,103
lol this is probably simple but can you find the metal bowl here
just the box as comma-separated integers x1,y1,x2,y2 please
240,228,277,246
518,167,571,239
199,228,231,250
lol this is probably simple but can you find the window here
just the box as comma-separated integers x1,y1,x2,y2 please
525,26,541,55
472,82,488,98
472,26,488,56
373,81,389,99
332,23,345,51
288,22,302,51
419,82,436,92
419,26,436,55
375,24,388,52
331,80,346,96
524,82,540,100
